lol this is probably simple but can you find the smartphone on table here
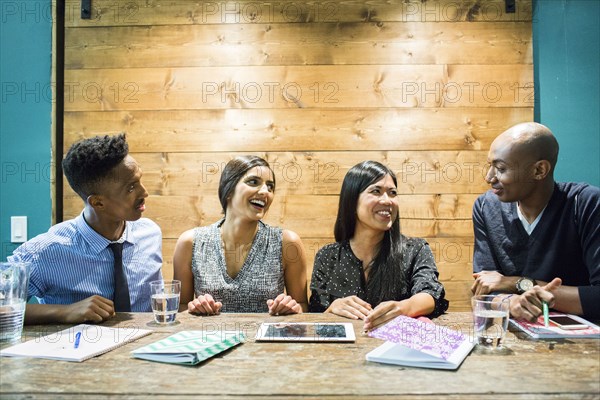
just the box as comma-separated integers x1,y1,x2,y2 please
548,315,589,330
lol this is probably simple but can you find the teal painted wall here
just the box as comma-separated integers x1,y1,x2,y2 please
534,0,600,186
0,1,598,261
0,1,53,260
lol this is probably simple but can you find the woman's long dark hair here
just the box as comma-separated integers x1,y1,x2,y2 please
218,155,275,214
334,160,405,305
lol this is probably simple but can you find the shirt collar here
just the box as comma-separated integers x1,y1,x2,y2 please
343,240,363,265
516,204,547,235
75,212,135,253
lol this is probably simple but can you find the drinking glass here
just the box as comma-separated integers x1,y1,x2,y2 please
0,262,30,342
472,294,510,350
150,280,181,325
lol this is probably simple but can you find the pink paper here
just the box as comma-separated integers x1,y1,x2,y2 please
368,315,467,360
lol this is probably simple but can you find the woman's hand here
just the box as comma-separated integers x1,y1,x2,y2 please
187,293,222,315
267,293,302,315
363,300,404,331
325,296,372,320
363,293,435,331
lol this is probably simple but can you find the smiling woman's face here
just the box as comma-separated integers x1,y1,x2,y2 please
227,166,275,221
355,174,399,235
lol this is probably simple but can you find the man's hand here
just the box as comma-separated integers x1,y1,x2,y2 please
510,278,562,322
62,295,116,324
471,271,519,295
24,296,115,325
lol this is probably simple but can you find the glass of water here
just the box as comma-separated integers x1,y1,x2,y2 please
472,294,510,350
0,262,30,342
150,280,181,325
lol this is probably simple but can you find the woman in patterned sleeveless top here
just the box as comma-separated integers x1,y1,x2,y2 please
173,156,308,314
308,161,448,330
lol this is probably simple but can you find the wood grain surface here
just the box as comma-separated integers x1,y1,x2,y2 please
1,312,598,399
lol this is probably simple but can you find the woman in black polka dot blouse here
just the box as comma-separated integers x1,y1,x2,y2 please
309,160,449,330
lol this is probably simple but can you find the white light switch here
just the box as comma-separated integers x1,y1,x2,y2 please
11,216,27,243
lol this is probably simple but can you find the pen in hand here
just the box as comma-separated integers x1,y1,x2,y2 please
74,331,82,349
542,301,549,328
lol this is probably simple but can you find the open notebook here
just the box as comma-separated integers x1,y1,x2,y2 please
0,324,152,362
131,330,245,365
366,316,475,370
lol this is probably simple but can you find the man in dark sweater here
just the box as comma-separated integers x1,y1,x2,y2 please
471,122,599,321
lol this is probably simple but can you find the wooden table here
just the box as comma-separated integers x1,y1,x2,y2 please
1,312,599,399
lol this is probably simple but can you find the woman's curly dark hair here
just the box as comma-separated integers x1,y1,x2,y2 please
62,133,128,200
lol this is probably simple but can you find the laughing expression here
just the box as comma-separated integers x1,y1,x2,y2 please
355,174,399,234
228,166,275,220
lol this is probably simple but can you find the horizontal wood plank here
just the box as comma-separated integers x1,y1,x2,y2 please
61,151,492,195
64,108,532,152
162,237,474,279
444,281,473,311
65,22,532,68
65,0,532,27
63,65,534,111
62,193,477,221
162,237,474,311
64,193,475,239
280,237,475,284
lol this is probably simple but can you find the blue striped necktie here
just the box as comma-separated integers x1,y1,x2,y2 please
108,242,131,312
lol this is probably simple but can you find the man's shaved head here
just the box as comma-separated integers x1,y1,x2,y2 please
495,122,559,173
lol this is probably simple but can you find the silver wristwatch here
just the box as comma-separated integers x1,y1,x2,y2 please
516,276,536,294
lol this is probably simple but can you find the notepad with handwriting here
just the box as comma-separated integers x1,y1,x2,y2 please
131,330,245,365
366,315,475,370
0,324,152,362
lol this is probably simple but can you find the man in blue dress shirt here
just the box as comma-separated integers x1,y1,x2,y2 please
9,134,163,324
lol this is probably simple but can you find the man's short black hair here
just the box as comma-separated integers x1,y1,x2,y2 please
62,133,129,200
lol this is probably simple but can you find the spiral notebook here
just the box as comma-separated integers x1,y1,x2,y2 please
0,324,152,362
366,316,475,370
131,330,245,365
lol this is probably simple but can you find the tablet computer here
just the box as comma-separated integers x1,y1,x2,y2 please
255,322,356,342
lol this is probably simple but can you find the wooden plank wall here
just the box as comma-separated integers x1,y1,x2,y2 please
62,0,533,311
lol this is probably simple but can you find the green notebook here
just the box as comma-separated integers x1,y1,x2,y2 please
131,330,245,365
